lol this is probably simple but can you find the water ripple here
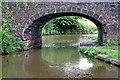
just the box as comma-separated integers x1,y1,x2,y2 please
42,44,56,47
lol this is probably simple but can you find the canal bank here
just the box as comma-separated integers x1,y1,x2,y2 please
79,41,120,66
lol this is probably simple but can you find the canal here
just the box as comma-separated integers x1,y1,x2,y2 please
2,34,119,78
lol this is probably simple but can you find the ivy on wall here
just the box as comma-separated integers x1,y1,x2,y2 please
1,1,25,54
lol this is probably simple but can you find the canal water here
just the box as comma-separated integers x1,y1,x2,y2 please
2,34,119,78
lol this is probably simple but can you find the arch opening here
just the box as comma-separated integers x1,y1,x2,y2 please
23,12,104,48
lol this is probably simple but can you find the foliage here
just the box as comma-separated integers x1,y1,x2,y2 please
86,36,98,43
87,36,98,40
1,2,25,54
77,18,98,34
52,16,79,33
100,45,120,50
42,16,98,35
80,47,118,59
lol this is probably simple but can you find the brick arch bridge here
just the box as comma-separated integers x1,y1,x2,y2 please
4,1,119,48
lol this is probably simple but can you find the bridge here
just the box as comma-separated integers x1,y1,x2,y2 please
2,0,119,48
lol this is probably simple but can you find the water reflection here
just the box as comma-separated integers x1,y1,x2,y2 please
42,34,83,47
63,57,94,78
2,34,119,78
42,44,56,47
75,58,93,70
70,43,80,47
2,47,119,78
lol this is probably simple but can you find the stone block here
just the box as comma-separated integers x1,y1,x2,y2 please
93,14,100,19
72,7,77,12
77,8,81,13
30,16,35,22
34,13,40,20
82,9,88,14
88,11,94,17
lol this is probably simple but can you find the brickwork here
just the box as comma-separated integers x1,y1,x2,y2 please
2,2,119,47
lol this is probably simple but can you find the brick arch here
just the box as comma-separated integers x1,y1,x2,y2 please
23,7,107,32
4,2,119,47
23,12,105,47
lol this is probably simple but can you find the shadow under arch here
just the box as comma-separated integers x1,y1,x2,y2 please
23,12,104,48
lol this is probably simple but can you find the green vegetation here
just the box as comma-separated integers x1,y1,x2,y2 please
80,47,118,59
86,36,98,43
87,36,98,40
86,36,119,51
42,16,97,35
77,18,98,34
100,45,120,50
42,47,79,64
1,2,25,54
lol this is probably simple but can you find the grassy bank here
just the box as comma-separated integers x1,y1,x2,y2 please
100,45,120,50
86,36,119,51
87,36,98,40
80,47,118,60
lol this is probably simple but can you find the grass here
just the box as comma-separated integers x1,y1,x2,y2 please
87,36,97,40
80,47,118,60
100,45,120,50
86,36,98,43
87,36,119,51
